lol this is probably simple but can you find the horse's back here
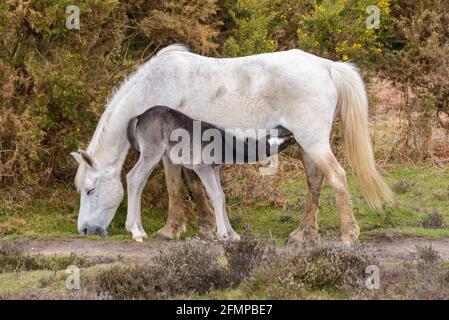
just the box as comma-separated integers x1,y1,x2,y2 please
137,45,340,130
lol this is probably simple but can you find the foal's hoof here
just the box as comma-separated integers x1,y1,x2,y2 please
228,232,241,241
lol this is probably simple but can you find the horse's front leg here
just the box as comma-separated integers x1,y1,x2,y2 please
155,156,188,240
126,152,162,242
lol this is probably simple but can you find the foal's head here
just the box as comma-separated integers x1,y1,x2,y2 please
71,150,123,236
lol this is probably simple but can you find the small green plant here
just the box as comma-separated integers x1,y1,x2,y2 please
393,179,413,194
421,211,445,229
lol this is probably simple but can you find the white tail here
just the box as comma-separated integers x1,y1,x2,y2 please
329,62,394,209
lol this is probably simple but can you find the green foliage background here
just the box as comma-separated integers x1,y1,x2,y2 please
0,0,447,186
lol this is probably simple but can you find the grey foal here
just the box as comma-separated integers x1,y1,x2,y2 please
126,106,293,241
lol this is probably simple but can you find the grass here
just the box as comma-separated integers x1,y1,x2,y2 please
0,165,448,242
0,270,56,293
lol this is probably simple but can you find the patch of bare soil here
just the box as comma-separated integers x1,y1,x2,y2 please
11,237,183,264
6,236,449,264
369,237,449,261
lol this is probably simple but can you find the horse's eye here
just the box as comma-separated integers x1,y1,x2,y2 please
86,188,95,196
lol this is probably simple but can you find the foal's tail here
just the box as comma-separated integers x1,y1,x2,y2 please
127,117,140,152
329,62,394,209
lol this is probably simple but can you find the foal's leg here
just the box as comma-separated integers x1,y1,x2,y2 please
288,146,324,244
193,166,228,240
183,168,215,238
212,167,240,240
126,148,164,241
155,157,187,240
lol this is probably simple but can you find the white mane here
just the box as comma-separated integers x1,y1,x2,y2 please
75,44,189,191
86,44,190,156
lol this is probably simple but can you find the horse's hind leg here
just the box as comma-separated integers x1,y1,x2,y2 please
301,143,359,245
154,157,187,240
183,168,215,239
126,148,164,241
288,146,324,244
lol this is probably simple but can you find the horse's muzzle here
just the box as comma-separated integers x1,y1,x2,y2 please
79,224,108,237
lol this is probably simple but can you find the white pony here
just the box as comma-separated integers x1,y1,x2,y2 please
71,44,393,245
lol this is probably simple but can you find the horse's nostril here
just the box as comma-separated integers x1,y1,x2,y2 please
95,227,107,237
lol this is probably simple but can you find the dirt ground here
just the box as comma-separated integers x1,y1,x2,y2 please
9,236,449,264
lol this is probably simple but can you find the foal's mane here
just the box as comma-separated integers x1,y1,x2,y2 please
86,44,189,157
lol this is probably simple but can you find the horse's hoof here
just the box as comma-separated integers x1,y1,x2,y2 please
198,230,214,240
217,233,229,241
134,237,144,243
286,236,300,246
155,232,172,241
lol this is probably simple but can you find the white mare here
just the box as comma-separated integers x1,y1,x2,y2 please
71,44,393,244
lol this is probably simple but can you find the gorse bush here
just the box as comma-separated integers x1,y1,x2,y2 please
0,0,220,186
222,0,278,57
297,0,392,65
0,0,448,187
380,0,449,159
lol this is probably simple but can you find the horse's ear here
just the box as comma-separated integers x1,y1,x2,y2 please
71,150,97,168
78,150,97,168
70,151,83,164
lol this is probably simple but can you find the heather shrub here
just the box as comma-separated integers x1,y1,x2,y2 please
223,230,275,283
90,239,229,299
415,244,440,265
89,235,275,299
245,242,376,298
365,246,449,299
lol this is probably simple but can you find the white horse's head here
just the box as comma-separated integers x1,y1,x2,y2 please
71,150,123,236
